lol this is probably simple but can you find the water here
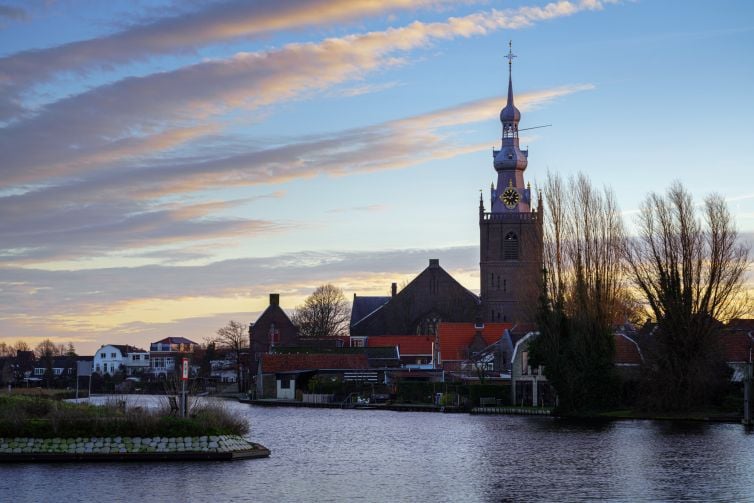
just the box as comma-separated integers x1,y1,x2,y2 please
2,398,753,502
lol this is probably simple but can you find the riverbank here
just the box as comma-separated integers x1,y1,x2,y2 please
0,435,270,462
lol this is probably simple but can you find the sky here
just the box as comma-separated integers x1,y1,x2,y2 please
1,0,753,354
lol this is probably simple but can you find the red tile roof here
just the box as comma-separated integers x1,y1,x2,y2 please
262,353,369,373
720,331,754,363
366,335,433,355
614,333,642,365
437,322,513,362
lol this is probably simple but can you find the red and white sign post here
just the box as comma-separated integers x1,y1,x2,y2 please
181,357,189,417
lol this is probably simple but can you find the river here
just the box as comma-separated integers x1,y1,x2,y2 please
2,397,753,502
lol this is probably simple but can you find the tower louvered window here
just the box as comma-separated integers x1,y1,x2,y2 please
504,232,519,260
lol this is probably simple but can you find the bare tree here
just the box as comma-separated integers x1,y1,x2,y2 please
35,339,61,387
215,320,249,389
0,342,13,357
530,172,628,411
292,284,351,338
625,182,751,410
13,340,30,353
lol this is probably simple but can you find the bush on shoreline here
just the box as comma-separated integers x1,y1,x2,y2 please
0,395,249,438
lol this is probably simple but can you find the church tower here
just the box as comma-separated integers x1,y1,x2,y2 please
479,42,543,323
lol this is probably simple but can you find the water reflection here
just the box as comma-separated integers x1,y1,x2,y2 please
1,398,753,502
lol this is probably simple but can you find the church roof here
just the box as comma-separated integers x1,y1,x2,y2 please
350,296,390,328
438,322,513,362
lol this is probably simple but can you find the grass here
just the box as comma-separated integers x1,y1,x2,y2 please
0,394,249,438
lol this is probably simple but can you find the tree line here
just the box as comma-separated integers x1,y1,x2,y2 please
530,174,751,413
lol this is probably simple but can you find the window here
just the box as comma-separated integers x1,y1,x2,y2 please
35,368,44,375
522,351,529,375
132,355,140,361
280,378,290,389
504,232,519,260
111,352,117,358
100,353,105,359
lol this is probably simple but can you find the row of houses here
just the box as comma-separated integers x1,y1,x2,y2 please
0,337,202,386
248,287,753,407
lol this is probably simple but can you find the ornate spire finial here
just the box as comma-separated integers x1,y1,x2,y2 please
505,40,517,75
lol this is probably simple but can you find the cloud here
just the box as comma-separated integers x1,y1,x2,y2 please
0,84,590,265
0,84,591,265
0,0,457,121
0,4,26,21
0,0,610,188
0,194,287,264
0,245,479,352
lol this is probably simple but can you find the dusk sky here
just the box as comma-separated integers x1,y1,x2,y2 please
1,0,752,354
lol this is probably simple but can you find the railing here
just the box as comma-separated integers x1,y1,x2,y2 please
480,211,538,222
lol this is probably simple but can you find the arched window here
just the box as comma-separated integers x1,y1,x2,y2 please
504,232,519,260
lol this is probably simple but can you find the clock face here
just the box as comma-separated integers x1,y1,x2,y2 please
500,187,520,209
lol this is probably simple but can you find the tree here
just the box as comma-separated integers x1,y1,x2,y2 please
35,339,60,387
528,172,627,412
65,342,77,357
624,182,751,411
292,284,351,338
0,342,13,357
215,320,249,389
13,340,30,353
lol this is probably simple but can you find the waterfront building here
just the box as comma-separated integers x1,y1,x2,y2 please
148,337,198,379
93,344,148,376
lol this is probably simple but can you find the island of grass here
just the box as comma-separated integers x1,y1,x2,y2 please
0,393,270,462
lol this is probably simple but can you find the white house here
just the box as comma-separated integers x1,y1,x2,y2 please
94,345,149,376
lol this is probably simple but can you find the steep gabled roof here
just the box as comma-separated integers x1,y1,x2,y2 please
366,335,433,355
438,322,513,361
350,296,390,328
261,353,369,373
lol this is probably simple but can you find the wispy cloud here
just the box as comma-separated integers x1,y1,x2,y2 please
0,4,27,22
0,84,591,265
0,245,479,352
0,0,458,121
0,0,610,188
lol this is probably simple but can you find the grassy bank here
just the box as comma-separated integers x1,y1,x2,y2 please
0,395,249,438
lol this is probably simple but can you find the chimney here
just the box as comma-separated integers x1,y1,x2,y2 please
429,258,439,268
269,293,280,306
391,282,397,297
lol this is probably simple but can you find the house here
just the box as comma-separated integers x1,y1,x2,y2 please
613,328,644,379
93,344,149,376
148,337,198,379
249,293,299,377
366,335,434,367
350,259,481,338
721,319,754,382
260,353,370,399
436,321,513,373
509,331,551,407
32,356,92,385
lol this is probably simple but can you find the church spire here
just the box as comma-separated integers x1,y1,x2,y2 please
499,40,521,126
491,40,530,213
